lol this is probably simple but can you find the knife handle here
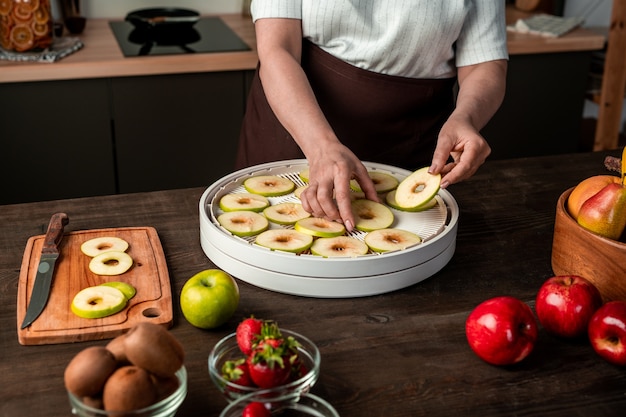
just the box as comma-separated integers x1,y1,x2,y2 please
41,213,69,254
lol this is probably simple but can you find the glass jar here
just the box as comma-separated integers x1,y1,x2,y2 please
0,0,53,52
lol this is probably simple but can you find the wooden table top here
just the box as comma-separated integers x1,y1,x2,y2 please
1,149,624,416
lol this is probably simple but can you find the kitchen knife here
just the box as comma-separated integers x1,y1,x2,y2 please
20,213,69,329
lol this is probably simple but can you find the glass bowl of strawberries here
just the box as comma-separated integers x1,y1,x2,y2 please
219,391,339,417
208,318,321,402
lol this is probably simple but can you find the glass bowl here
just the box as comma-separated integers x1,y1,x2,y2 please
219,391,339,417
208,329,320,402
68,366,187,417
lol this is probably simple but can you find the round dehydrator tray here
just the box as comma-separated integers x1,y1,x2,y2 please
199,159,459,298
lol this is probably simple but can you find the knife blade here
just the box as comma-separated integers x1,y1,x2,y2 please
20,213,69,329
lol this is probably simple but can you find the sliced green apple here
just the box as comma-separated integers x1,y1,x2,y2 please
351,171,399,194
100,281,137,300
385,189,438,212
293,185,308,200
298,168,310,183
364,228,422,253
351,199,394,232
243,175,295,197
263,202,311,225
217,211,269,237
80,236,129,258
219,193,270,212
294,217,346,238
89,251,134,276
255,229,314,253
310,236,369,257
71,285,128,319
394,167,441,210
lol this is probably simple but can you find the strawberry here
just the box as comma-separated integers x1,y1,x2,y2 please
242,402,270,417
221,358,253,387
236,316,264,355
247,323,301,389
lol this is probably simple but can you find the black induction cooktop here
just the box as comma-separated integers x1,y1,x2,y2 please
109,17,250,57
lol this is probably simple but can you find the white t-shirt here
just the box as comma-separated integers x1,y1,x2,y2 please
251,0,509,79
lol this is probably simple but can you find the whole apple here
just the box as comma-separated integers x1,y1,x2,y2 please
465,296,538,366
535,275,602,338
180,269,240,329
588,301,626,366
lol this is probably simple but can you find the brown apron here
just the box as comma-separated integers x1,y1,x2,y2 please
235,39,456,171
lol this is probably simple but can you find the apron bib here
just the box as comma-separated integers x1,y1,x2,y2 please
235,39,456,170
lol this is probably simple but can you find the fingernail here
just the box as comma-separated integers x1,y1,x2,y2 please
345,219,353,232
428,164,437,174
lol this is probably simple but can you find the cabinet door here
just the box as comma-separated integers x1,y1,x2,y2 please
0,79,115,205
111,72,247,194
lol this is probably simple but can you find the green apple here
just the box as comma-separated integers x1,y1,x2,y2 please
293,185,308,200
219,193,270,212
263,202,311,225
217,211,269,237
80,236,129,257
364,228,422,252
385,189,438,212
255,229,313,253
350,171,399,194
310,236,369,257
394,167,441,210
100,281,137,300
351,199,394,232
180,269,240,329
89,251,134,276
295,217,346,237
244,175,295,197
71,285,128,319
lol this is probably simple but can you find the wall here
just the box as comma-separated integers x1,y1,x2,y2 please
69,0,243,19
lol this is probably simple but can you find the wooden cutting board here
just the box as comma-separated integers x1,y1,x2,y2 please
17,227,173,345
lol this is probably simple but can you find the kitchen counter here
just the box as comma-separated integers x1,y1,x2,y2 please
0,8,604,84
1,150,624,417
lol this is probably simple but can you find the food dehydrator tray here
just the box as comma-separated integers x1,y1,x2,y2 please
199,159,459,297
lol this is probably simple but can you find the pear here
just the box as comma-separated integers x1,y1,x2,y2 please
577,183,626,240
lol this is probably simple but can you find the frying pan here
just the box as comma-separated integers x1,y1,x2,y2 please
125,8,200,30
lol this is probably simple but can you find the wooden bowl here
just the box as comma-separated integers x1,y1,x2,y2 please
552,187,626,302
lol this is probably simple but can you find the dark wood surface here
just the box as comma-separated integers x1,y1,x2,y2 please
1,150,624,417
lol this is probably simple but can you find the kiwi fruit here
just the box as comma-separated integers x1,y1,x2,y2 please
105,333,129,365
103,366,158,412
64,346,117,398
123,322,184,378
151,373,180,402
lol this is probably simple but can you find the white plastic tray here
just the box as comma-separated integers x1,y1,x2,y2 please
199,159,459,297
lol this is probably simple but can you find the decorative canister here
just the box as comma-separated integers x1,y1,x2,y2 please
0,0,53,52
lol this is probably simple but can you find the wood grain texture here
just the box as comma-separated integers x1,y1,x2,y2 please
17,227,172,345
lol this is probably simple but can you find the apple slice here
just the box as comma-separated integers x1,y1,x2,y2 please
80,237,129,257
263,202,311,225
298,168,310,183
219,193,270,212
243,175,295,197
218,211,269,237
100,281,137,300
71,285,128,319
293,185,308,200
89,251,134,276
295,217,346,238
351,199,394,232
364,228,421,252
310,236,369,257
385,189,438,212
351,171,399,194
255,229,314,253
394,167,441,210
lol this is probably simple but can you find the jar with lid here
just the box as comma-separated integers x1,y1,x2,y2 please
0,0,53,52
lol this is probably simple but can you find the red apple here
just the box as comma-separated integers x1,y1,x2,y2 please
465,296,538,365
535,275,602,338
588,301,626,366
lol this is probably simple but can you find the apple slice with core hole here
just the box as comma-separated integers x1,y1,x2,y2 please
244,175,295,197
71,285,128,319
394,167,441,209
310,236,369,257
364,228,421,252
219,193,270,212
89,251,134,276
255,229,314,253
218,211,269,237
351,199,394,232
80,237,129,257
263,202,311,225
351,171,399,193
295,217,346,238
385,189,438,212
100,281,137,300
